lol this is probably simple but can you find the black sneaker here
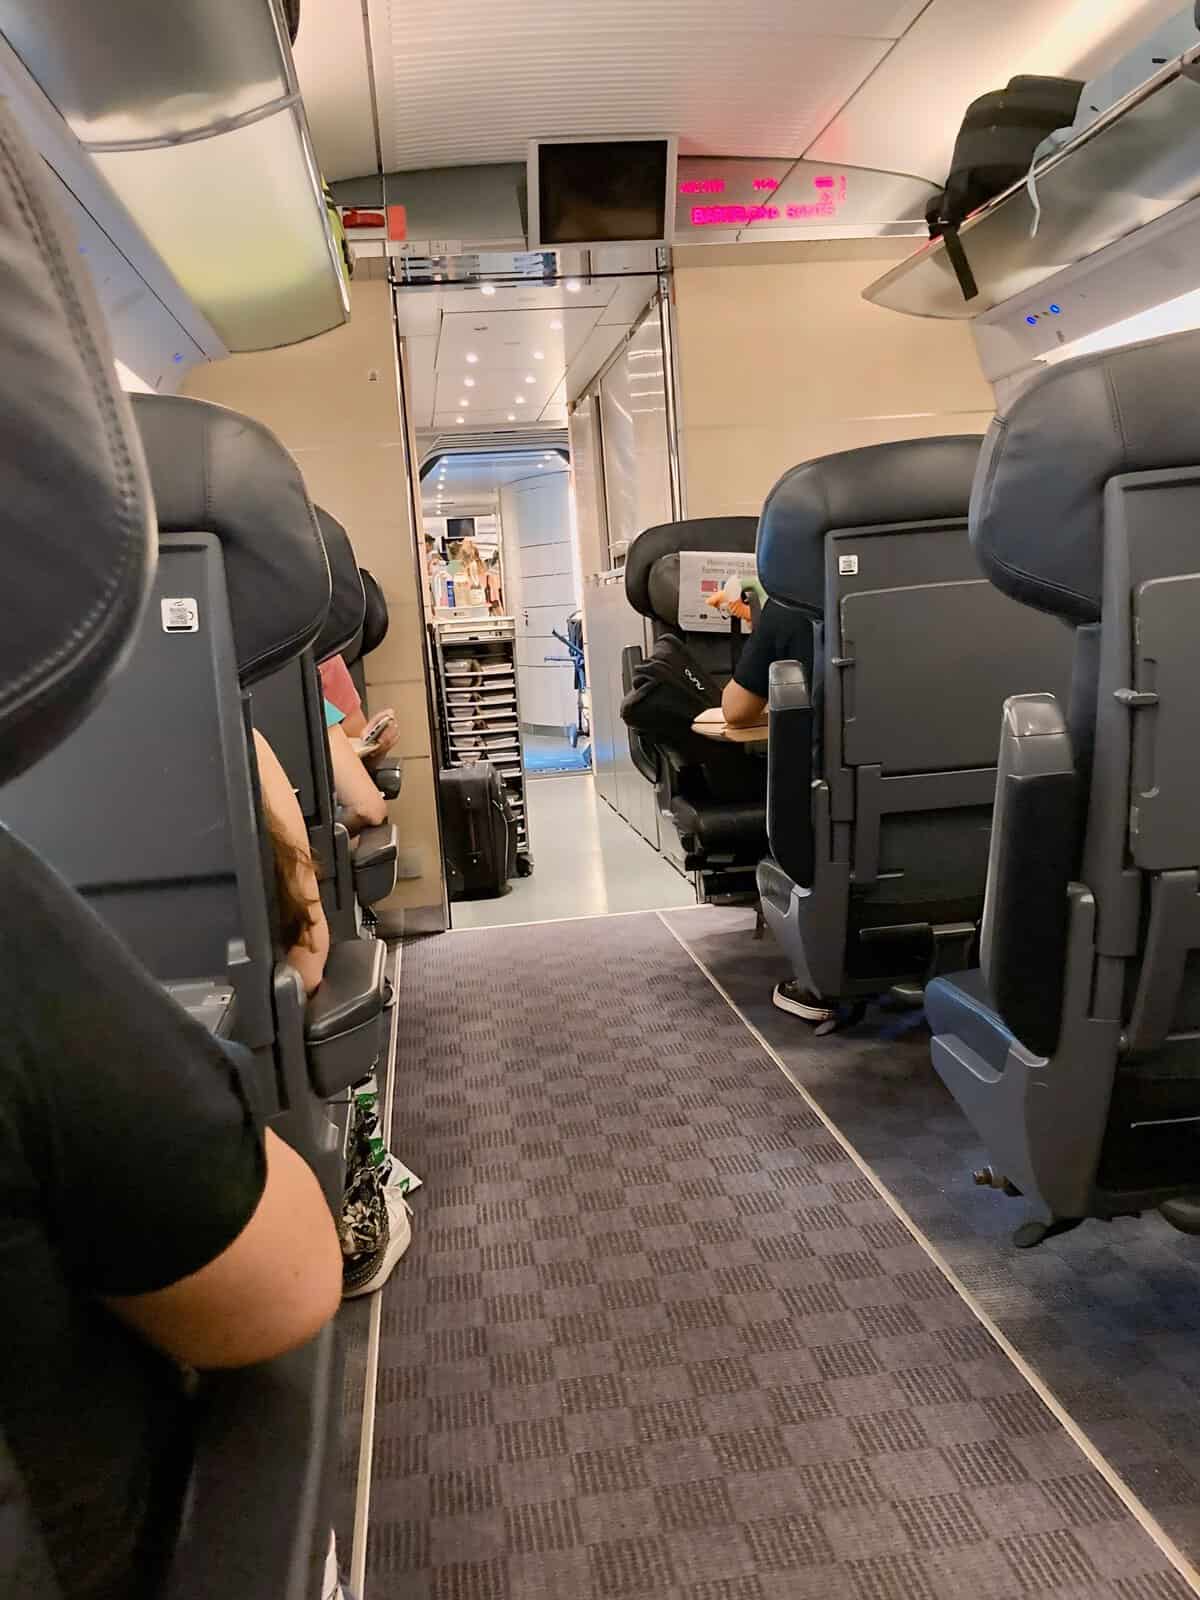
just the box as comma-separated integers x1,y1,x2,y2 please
772,980,836,1024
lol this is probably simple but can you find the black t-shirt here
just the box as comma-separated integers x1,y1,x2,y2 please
0,825,267,1600
732,599,815,701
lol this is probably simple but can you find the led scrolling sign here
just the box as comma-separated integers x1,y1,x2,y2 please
671,158,936,239
680,173,850,227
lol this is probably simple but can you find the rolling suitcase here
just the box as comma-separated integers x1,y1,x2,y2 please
440,761,515,899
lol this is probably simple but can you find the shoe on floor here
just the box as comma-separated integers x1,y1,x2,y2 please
342,1183,412,1299
772,979,836,1024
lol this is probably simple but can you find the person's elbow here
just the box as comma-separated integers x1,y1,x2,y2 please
722,680,766,729
361,787,388,828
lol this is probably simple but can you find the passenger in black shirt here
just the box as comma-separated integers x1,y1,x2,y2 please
720,599,836,1027
0,824,343,1600
721,597,815,730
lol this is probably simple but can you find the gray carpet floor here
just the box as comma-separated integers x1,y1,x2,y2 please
665,903,1200,1583
362,910,1190,1599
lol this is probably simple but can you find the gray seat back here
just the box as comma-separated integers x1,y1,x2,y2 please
758,436,1073,985
969,326,1200,1197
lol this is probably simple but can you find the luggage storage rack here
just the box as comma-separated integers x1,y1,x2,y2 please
431,616,531,869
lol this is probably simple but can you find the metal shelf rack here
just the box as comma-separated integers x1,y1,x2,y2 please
430,615,532,870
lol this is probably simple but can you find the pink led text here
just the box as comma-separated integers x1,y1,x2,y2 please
679,178,725,195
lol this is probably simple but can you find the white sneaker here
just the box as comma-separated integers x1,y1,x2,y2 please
772,980,836,1023
342,1184,412,1298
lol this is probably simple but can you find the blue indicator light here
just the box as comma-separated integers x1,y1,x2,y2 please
1049,303,1062,315
1026,315,1038,326
173,353,184,363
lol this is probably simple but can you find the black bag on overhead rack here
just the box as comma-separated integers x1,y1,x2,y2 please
928,74,1083,238
927,74,1081,300
440,761,516,899
282,0,301,44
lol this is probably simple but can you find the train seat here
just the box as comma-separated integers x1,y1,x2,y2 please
311,510,398,906
925,328,1200,1243
756,435,1073,1012
127,397,389,1092
0,96,337,1600
621,516,767,899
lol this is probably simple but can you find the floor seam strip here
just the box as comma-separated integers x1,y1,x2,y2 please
656,909,1200,1596
349,942,403,1598
445,904,709,933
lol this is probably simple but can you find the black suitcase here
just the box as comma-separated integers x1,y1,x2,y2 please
440,762,516,899
930,75,1083,236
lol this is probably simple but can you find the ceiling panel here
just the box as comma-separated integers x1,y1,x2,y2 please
809,0,1189,182
368,0,902,170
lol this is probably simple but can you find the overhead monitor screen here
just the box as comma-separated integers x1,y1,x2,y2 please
529,137,676,248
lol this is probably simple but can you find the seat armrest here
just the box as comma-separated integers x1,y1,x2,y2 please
766,660,815,889
981,693,1079,1057
621,644,660,785
304,935,387,1096
373,758,403,799
351,823,398,907
351,823,397,869
166,1326,338,1600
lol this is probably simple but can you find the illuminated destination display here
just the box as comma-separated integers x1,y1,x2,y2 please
673,158,934,239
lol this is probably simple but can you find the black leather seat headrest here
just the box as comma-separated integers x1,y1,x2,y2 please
313,509,365,665
758,436,982,612
359,569,389,657
971,327,1200,624
0,99,154,787
131,394,330,686
625,518,759,625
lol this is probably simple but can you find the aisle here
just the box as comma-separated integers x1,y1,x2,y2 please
361,912,1187,1599
450,774,696,929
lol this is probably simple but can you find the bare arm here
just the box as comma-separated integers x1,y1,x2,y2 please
106,1129,342,1369
328,723,388,830
722,678,767,728
253,729,330,994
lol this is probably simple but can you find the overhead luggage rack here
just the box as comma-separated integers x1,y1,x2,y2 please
431,617,531,868
863,43,1200,324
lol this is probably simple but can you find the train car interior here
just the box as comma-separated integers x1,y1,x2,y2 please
11,2,1200,1597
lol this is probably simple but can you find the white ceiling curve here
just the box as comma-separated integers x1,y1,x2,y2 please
295,0,1186,185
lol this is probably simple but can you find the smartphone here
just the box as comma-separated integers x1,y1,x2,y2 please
361,710,395,745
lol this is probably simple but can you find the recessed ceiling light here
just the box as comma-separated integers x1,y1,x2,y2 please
458,398,470,407
565,279,582,293
480,283,497,296
456,415,465,424
550,318,563,330
514,395,526,404
466,352,479,364
533,350,545,360
463,376,476,388
524,374,536,385
507,413,516,421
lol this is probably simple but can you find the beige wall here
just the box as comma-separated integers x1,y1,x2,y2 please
673,240,995,519
184,280,444,923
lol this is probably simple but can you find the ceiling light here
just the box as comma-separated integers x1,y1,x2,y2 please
507,413,516,421
533,350,545,360
550,318,563,330
458,398,470,407
463,376,476,387
524,375,537,385
456,415,465,424
480,283,497,296
466,352,479,364
514,395,526,404
565,279,582,293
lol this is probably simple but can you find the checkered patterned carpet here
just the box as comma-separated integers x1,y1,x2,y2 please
367,911,1190,1599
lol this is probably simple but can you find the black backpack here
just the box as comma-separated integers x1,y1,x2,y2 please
928,75,1082,298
